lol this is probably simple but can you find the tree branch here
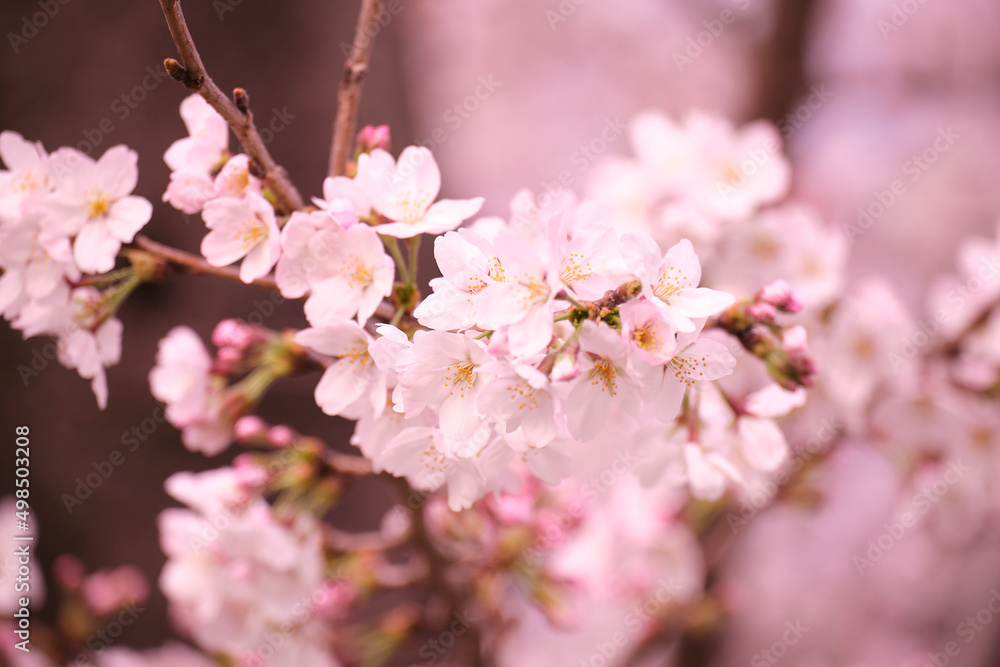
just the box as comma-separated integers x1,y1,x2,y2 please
132,235,280,290
329,0,384,177
157,0,305,213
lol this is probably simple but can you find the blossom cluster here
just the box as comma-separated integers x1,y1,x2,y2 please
0,96,825,667
0,131,153,407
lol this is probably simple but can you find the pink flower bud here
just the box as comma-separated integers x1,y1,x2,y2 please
550,350,581,382
490,494,535,525
356,124,391,154
746,301,777,322
313,579,357,618
326,197,360,230
781,325,809,353
234,415,267,442
212,346,242,375
267,424,297,447
757,279,802,313
233,454,269,489
82,566,148,616
212,319,256,350
54,554,86,591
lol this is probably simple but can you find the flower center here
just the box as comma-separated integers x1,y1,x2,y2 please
507,380,541,412
444,360,477,397
588,357,618,396
85,190,111,219
237,217,266,250
652,265,691,302
559,251,592,286
12,169,41,194
633,322,661,352
342,254,373,288
393,189,433,224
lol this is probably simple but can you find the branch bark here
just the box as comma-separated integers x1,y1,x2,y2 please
329,0,384,177
157,0,305,213
132,235,280,290
131,235,396,323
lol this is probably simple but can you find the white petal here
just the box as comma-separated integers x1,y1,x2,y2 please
96,145,139,198
737,417,789,471
74,221,120,274
106,196,153,242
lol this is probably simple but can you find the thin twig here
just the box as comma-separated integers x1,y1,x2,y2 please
329,0,383,177
324,525,408,552
133,235,399,323
157,0,304,213
132,235,280,290
322,448,376,477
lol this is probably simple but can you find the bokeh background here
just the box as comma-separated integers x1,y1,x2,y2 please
2,0,1000,663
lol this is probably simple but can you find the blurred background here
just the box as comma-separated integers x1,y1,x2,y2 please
2,0,1000,663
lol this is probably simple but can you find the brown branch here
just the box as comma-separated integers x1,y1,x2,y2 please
747,0,820,124
322,448,375,477
391,478,491,667
132,236,400,326
132,235,280,290
157,0,305,213
324,525,408,552
329,0,384,177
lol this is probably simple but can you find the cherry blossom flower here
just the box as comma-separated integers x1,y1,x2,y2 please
476,227,563,356
96,643,218,667
359,146,484,238
301,222,395,326
41,145,153,274
163,94,229,175
378,425,490,511
0,208,79,317
478,363,561,447
629,235,734,333
159,472,328,659
412,228,496,331
149,326,231,455
651,331,738,423
275,210,344,298
618,297,677,365
735,384,806,472
201,193,281,284
395,330,495,440
294,322,386,420
676,111,790,221
564,321,645,440
0,130,51,220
